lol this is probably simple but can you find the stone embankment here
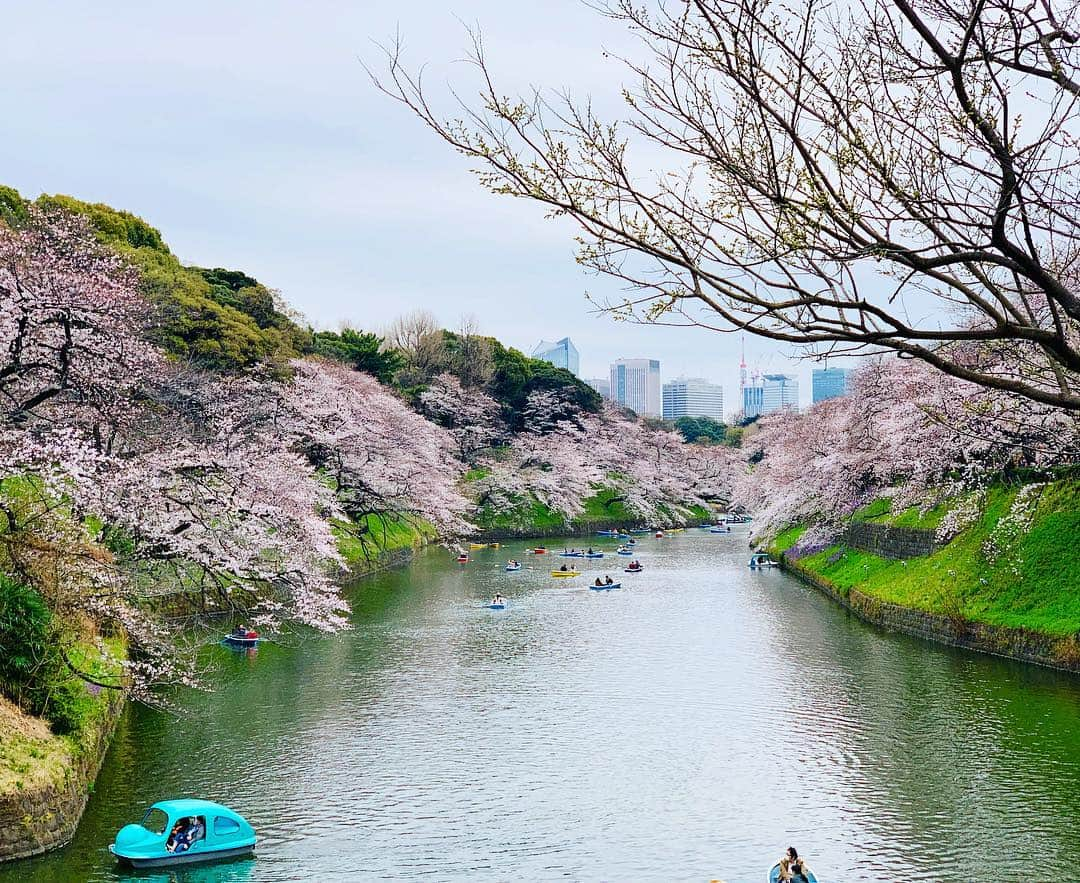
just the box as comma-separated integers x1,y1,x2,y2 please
781,557,1080,673
842,522,937,559
0,691,124,862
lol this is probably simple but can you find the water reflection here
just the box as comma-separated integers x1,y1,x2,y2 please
3,532,1080,881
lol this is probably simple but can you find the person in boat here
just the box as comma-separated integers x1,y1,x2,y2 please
560,563,569,571
233,624,248,637
776,856,793,882
165,820,184,853
605,575,613,585
492,593,505,606
587,547,594,554
595,577,604,586
785,847,809,882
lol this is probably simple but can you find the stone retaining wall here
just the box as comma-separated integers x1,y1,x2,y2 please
0,690,125,863
843,522,937,559
781,557,1080,673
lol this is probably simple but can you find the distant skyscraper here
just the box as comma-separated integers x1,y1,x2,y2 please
662,377,724,421
744,373,798,417
609,358,662,417
585,377,610,399
812,367,850,403
531,337,580,376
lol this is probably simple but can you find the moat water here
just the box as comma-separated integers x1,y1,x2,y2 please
6,530,1080,881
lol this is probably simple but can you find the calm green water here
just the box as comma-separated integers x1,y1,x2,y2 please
5,531,1080,882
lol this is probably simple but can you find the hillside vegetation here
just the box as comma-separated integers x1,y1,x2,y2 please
772,480,1080,636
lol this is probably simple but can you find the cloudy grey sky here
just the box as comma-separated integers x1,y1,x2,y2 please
2,0,823,410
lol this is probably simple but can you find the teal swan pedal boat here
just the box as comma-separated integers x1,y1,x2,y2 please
110,799,256,868
767,862,819,882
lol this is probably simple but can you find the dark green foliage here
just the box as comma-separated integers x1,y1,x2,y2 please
674,416,728,444
0,576,51,708
313,329,404,383
198,267,259,292
0,576,99,735
490,341,601,423
0,185,28,224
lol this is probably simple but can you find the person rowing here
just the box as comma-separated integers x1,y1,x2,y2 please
560,563,569,571
492,593,505,606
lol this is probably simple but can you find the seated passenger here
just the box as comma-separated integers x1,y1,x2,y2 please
595,577,603,586
776,857,793,882
605,576,613,585
560,564,569,571
786,847,809,883
165,821,184,852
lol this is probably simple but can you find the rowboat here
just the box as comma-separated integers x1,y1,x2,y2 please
749,553,779,568
589,582,621,590
559,551,585,558
655,531,664,538
528,548,548,555
110,799,255,869
222,631,259,648
551,570,580,577
585,552,605,558
456,554,469,563
616,548,634,556
767,862,818,882
469,542,487,550
624,566,644,573
709,526,732,533
595,530,620,537
505,563,521,572
488,603,506,610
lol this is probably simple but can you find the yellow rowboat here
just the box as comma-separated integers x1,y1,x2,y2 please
469,542,503,550
551,570,581,577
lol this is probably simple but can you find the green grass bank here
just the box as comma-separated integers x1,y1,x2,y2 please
768,480,1080,669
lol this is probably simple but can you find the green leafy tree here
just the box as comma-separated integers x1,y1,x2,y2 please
674,416,728,444
312,328,404,383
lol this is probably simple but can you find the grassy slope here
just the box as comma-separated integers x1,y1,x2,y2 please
779,481,1080,636
334,513,435,571
0,639,121,796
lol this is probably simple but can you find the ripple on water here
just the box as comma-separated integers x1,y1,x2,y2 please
6,532,1080,882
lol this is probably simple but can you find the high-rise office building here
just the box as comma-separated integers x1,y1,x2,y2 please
585,377,611,399
662,377,724,421
609,358,662,417
812,367,850,403
531,337,580,376
743,373,798,418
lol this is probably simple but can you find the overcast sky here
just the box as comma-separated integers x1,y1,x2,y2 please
1,0,835,410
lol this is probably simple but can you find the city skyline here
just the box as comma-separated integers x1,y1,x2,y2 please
0,0,846,418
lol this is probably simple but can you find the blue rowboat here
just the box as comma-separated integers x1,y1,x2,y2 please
595,530,619,537
616,548,634,556
222,632,259,648
589,582,621,590
504,563,521,572
560,551,585,558
488,603,506,610
767,862,818,882
110,799,255,869
585,552,604,559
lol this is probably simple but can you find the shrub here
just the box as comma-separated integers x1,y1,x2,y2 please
0,576,52,709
